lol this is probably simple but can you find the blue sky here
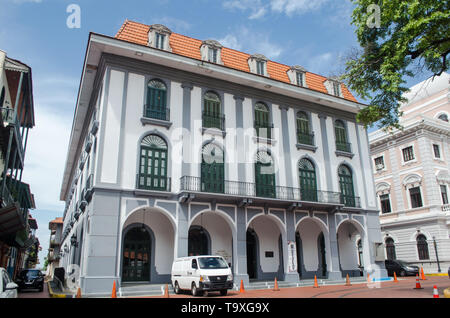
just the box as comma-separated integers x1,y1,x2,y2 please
0,0,434,267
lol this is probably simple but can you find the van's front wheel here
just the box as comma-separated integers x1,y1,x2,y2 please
191,283,203,297
220,289,228,296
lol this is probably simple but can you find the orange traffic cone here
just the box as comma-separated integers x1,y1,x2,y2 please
420,267,427,280
273,277,280,291
313,275,319,288
367,273,371,284
164,284,170,298
414,275,423,289
239,280,245,293
111,280,117,298
345,274,352,286
433,285,439,298
76,287,82,298
393,272,398,283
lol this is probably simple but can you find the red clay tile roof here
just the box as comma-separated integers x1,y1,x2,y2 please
115,20,357,103
50,217,63,224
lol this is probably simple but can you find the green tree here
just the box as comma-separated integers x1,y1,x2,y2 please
343,0,449,129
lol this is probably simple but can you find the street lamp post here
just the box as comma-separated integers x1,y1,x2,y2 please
432,236,441,273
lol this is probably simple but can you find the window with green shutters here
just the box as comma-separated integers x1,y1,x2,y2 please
296,111,314,145
338,164,355,207
254,102,271,139
145,80,168,121
203,92,223,130
335,120,350,152
201,143,224,193
255,151,276,198
298,158,317,202
138,134,168,191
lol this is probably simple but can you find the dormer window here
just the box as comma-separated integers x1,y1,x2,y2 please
148,24,172,52
324,77,344,97
248,54,268,76
287,65,308,87
200,40,223,65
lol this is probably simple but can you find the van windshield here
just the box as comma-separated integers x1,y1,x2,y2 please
198,257,228,269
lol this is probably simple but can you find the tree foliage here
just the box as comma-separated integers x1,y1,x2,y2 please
343,0,450,129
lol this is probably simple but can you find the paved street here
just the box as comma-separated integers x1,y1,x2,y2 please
148,276,449,299
18,281,50,298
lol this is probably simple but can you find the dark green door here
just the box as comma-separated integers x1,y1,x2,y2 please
188,227,209,256
203,92,222,129
146,80,167,120
255,102,271,139
122,227,151,282
299,158,317,202
255,152,275,198
201,143,224,193
139,135,168,191
338,165,355,207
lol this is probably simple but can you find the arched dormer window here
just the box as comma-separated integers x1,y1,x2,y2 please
138,134,169,191
200,40,223,65
145,79,168,121
203,92,224,130
254,102,272,139
248,54,268,76
147,24,172,51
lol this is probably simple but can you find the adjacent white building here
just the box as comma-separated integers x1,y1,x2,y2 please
58,20,387,296
369,72,450,274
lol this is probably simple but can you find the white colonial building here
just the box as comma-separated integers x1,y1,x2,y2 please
369,72,450,274
58,20,387,296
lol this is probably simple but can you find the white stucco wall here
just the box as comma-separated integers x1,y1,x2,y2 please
250,216,281,273
297,218,322,271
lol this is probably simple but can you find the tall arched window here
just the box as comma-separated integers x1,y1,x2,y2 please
338,164,356,207
138,134,168,191
298,158,317,202
203,92,223,130
255,151,275,198
254,102,271,139
416,234,429,260
385,237,396,260
201,142,224,193
335,120,350,152
297,111,313,145
145,79,168,120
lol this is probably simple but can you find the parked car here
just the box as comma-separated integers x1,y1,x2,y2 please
385,260,419,277
0,267,18,298
171,256,233,296
15,269,44,292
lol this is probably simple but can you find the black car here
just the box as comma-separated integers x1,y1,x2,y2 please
385,260,419,277
16,269,44,292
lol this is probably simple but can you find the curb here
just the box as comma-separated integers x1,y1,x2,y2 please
47,281,72,298
425,273,449,277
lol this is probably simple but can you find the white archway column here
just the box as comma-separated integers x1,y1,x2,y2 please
233,207,249,286
283,211,300,283
327,212,343,280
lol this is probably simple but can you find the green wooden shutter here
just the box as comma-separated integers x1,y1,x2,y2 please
299,159,317,202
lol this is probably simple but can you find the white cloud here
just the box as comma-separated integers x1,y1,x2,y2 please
223,0,330,19
218,27,284,59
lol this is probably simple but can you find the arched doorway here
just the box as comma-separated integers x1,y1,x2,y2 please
246,228,258,279
337,220,364,277
188,226,210,256
122,227,151,282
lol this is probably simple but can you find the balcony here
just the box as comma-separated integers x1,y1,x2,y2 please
296,131,317,152
0,107,25,169
180,176,342,207
340,194,361,208
141,105,172,128
136,175,171,196
84,174,94,202
335,141,354,158
254,122,274,141
202,111,225,131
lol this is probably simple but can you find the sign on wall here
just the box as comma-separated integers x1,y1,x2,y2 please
287,241,297,273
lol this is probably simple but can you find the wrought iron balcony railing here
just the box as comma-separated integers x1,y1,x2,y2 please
254,121,274,139
340,194,361,208
202,111,225,131
136,174,171,192
336,141,352,153
180,176,343,205
143,105,170,121
297,130,315,146
0,107,25,163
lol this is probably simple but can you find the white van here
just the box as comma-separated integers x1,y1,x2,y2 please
171,256,233,296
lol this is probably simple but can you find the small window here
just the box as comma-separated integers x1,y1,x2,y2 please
402,146,415,162
438,113,449,122
385,238,396,260
208,48,218,63
256,61,265,75
433,144,441,159
416,234,429,260
192,259,198,269
380,194,391,214
441,185,448,205
374,156,385,170
296,72,304,87
333,82,341,96
155,33,165,49
409,187,422,208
